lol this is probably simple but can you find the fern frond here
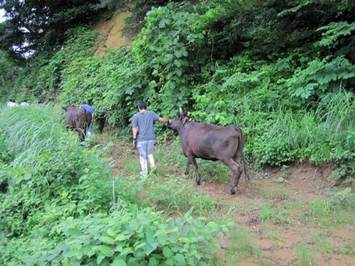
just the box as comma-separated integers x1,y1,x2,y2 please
317,21,355,48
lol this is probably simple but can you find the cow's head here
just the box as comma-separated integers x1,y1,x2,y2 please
167,110,191,132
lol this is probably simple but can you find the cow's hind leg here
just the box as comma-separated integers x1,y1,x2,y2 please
185,160,190,175
235,149,250,182
224,158,241,195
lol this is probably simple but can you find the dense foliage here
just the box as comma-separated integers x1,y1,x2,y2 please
0,0,121,58
0,106,226,265
0,1,354,263
0,0,354,173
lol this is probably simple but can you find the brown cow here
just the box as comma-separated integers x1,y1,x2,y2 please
168,113,250,194
63,106,88,141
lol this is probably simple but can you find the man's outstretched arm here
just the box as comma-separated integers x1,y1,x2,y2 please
159,117,169,123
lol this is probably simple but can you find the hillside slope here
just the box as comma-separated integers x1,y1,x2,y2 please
95,11,132,57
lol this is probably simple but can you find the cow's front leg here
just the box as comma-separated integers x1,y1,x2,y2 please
190,157,202,185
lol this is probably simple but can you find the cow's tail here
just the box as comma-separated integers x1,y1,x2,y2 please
233,126,250,181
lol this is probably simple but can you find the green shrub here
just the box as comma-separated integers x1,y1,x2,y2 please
0,106,112,235
133,4,206,116
2,208,228,266
60,48,149,127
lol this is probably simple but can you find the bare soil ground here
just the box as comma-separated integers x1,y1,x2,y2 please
94,11,132,57
212,166,355,266
95,137,355,266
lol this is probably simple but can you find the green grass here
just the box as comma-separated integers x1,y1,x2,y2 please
295,241,314,266
302,189,355,227
336,240,355,255
257,183,290,201
259,202,293,225
123,158,141,175
0,105,69,160
217,227,261,266
144,177,221,216
263,226,283,245
312,233,333,255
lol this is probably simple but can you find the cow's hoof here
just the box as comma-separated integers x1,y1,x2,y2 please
230,188,236,195
196,177,201,185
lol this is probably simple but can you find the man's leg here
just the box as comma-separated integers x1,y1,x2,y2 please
87,113,93,136
87,123,93,136
137,141,148,177
147,140,156,172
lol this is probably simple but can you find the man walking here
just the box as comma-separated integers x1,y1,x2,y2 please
80,101,94,137
131,101,167,177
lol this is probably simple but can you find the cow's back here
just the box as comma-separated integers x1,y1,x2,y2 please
64,106,87,129
182,122,240,160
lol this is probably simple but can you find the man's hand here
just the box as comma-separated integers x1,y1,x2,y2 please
132,138,137,149
159,117,169,123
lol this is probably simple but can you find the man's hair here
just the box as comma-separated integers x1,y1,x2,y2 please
83,100,92,105
137,100,146,110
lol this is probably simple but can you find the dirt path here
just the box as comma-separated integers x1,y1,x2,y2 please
199,166,355,266
97,138,355,266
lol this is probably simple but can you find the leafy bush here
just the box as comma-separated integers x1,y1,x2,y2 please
287,56,355,100
49,209,226,265
317,21,355,49
2,208,227,265
60,48,149,127
133,4,205,115
0,106,111,235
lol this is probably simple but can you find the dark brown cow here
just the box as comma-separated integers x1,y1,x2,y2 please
63,106,88,141
168,113,250,194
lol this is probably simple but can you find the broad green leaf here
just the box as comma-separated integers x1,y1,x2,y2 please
96,245,114,257
163,247,173,258
100,236,115,245
112,257,127,266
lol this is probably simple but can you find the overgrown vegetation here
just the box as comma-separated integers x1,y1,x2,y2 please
1,1,355,264
0,106,227,265
2,0,353,179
